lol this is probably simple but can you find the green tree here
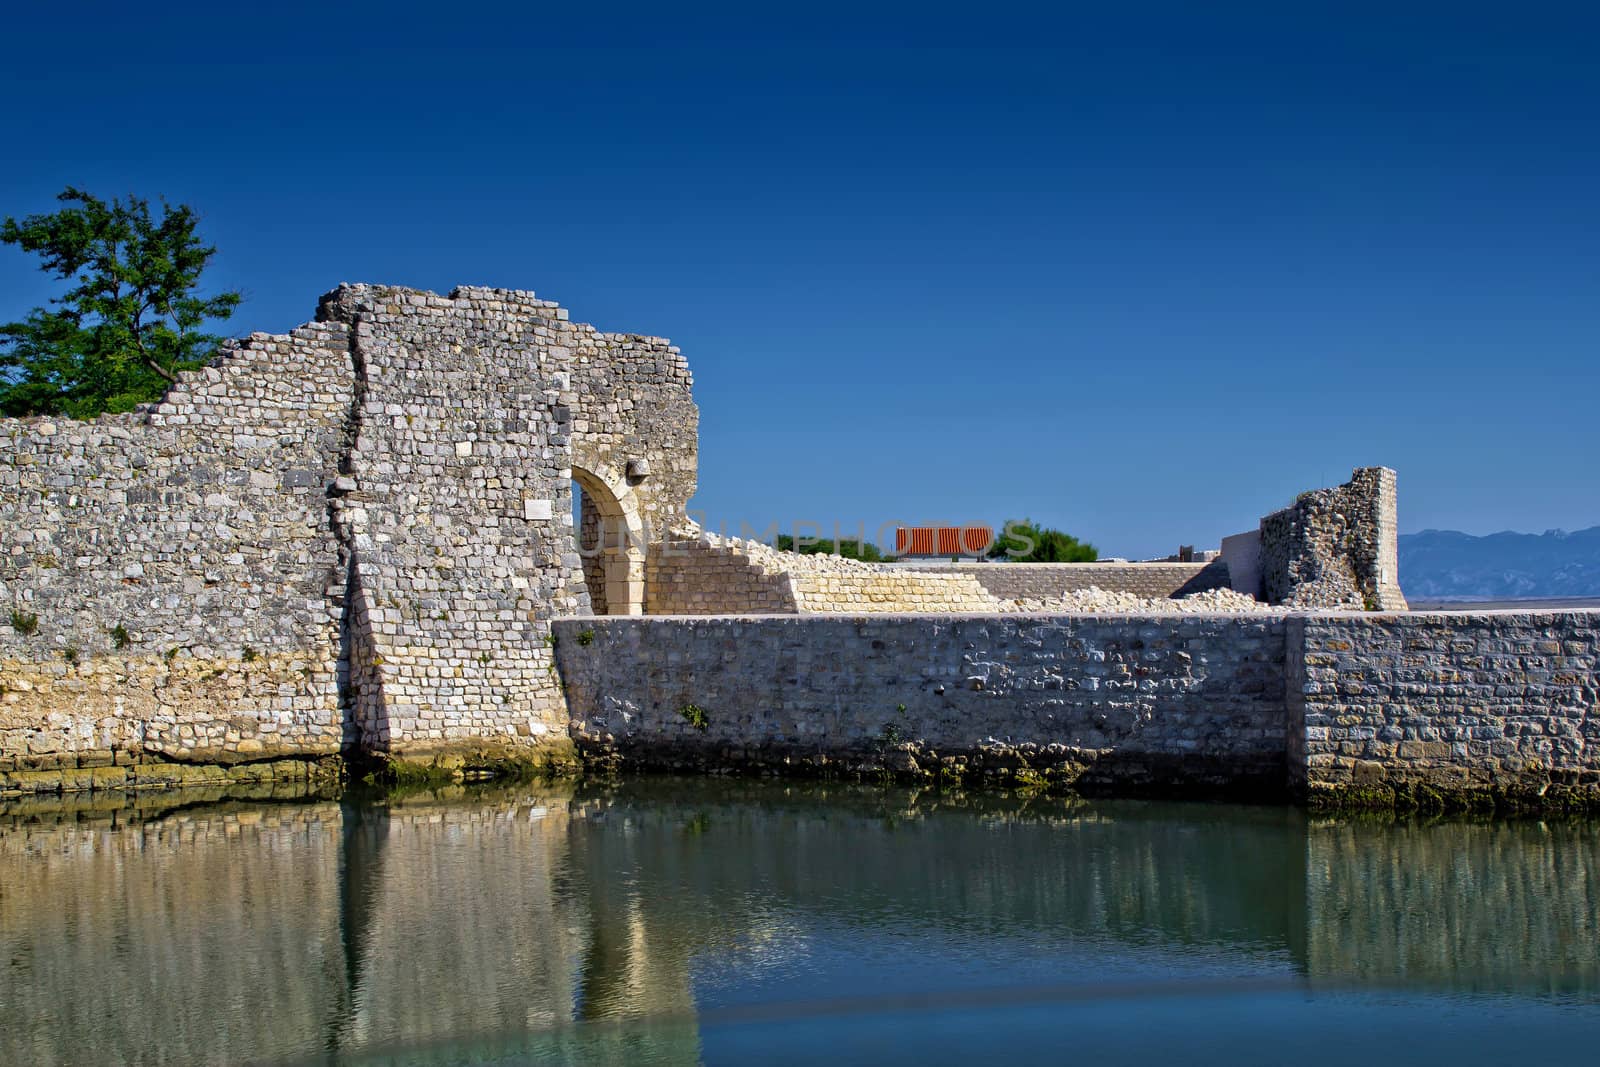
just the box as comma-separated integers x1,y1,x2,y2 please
0,188,241,418
988,519,1098,562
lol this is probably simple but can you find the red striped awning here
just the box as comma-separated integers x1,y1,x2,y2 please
895,526,993,557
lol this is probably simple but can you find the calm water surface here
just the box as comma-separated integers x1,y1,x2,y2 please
3,777,1599,1065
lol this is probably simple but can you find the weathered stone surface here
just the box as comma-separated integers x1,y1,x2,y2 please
1261,467,1407,610
0,284,697,775
556,608,1600,808
554,613,1293,797
1288,609,1600,808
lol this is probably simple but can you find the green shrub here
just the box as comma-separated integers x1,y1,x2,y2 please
678,704,709,731
989,519,1097,563
9,609,38,636
110,623,131,650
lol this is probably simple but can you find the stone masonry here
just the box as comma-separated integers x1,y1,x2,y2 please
9,280,1591,809
555,613,1293,794
2,284,696,775
1259,467,1407,610
556,608,1600,806
1288,609,1600,804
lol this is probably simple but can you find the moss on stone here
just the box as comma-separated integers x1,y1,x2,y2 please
357,738,581,788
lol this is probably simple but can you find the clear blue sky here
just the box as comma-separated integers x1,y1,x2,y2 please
3,2,1596,558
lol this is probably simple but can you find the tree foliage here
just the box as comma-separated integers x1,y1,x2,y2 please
988,519,1098,562
0,188,241,418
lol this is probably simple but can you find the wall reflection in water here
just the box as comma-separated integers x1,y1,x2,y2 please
1,779,1596,1065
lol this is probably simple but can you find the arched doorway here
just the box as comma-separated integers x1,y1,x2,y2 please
571,463,645,616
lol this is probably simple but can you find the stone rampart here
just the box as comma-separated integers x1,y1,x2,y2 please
554,613,1292,795
318,284,693,757
643,533,996,614
1260,467,1406,610
645,536,798,615
556,608,1600,807
1289,610,1600,806
1,284,697,775
0,324,354,769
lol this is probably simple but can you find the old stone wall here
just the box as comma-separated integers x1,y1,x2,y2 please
921,561,1230,602
557,607,1600,806
0,324,354,770
638,533,1011,615
1289,610,1600,804
318,284,696,757
640,532,999,615
554,613,1291,794
1261,467,1406,610
645,536,798,615
1,284,698,775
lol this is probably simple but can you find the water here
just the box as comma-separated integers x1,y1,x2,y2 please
3,777,1598,1065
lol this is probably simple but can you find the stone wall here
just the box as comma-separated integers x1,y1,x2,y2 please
920,561,1230,602
318,285,693,757
0,284,698,774
642,532,996,615
645,535,798,615
557,607,1600,807
1289,610,1600,805
1218,530,1263,600
0,324,354,769
554,613,1291,794
640,544,1227,618
1260,467,1406,610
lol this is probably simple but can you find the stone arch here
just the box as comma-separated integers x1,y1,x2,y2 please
570,457,645,616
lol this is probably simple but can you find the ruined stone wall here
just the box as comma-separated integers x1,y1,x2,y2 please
0,325,354,770
918,561,1230,602
639,533,996,615
1,284,699,774
1261,467,1406,610
1288,610,1600,804
318,286,579,756
554,613,1291,793
556,607,1600,806
638,541,1228,617
645,536,798,615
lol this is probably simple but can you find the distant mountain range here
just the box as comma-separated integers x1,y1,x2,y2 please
1399,526,1600,601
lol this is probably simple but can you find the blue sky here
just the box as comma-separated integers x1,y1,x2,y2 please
3,2,1596,558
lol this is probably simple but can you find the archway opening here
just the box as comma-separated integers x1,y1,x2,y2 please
571,465,644,616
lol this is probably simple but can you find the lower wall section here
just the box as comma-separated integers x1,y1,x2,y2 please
556,608,1600,808
0,647,343,772
1291,610,1600,806
554,614,1290,796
